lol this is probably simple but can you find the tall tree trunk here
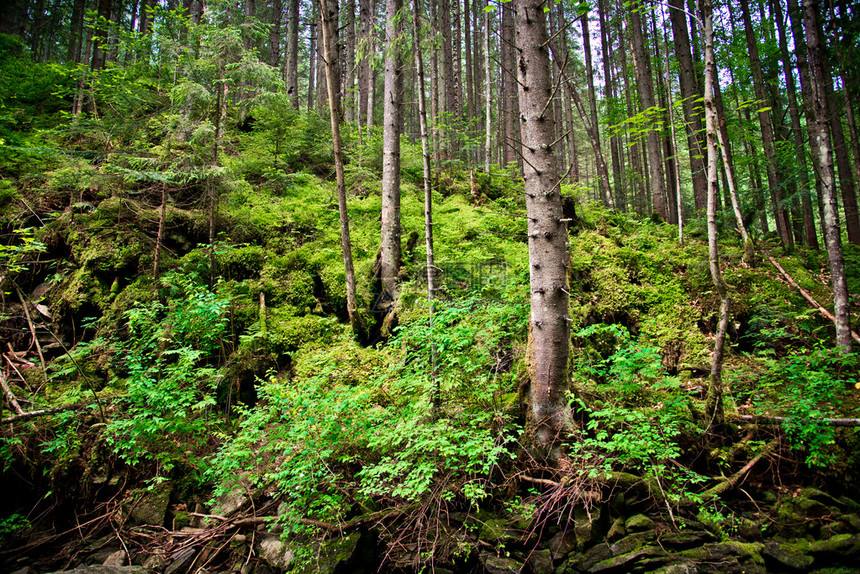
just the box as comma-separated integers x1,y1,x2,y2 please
287,0,300,109
413,0,438,408
69,0,86,63
514,0,573,451
380,0,404,309
501,1,517,167
464,0,474,131
154,182,168,277
653,10,678,225
269,0,283,67
701,0,728,429
343,0,357,122
598,0,624,209
668,0,707,212
308,1,317,111
801,0,852,354
357,0,371,124
91,0,113,71
483,0,492,173
771,0,818,248
320,0,361,332
580,6,613,209
739,0,792,246
629,1,668,220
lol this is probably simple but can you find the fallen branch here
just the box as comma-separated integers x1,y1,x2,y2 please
191,504,414,533
701,440,777,501
736,414,860,427
767,255,860,344
1,371,25,415
1,401,96,424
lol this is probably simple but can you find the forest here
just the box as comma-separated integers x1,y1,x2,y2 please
0,0,859,572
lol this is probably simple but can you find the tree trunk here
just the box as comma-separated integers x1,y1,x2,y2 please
380,0,404,307
800,0,852,354
90,0,113,71
308,1,317,111
514,0,573,451
320,0,361,332
69,0,86,63
484,0,492,173
599,0,624,209
501,1,517,167
287,0,300,109
739,0,792,246
668,0,707,212
343,0,357,122
464,0,474,131
771,0,818,248
154,182,168,277
413,0,438,409
629,2,668,220
701,0,729,429
580,6,613,209
269,0,283,67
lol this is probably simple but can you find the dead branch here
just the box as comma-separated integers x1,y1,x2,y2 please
766,254,860,344
1,401,97,424
1,371,25,415
700,440,777,501
736,414,860,427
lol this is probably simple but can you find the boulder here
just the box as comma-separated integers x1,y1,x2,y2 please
479,551,525,574
128,483,172,527
258,535,295,570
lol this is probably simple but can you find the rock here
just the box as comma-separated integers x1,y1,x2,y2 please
258,535,295,570
528,548,553,573
625,514,655,532
605,517,626,542
763,540,814,570
589,545,667,572
46,567,144,574
128,483,172,526
609,531,656,556
547,531,577,560
574,506,601,548
142,548,168,570
295,532,361,573
809,532,860,555
10,568,39,574
799,487,843,510
650,564,698,574
479,517,521,545
165,547,197,574
569,543,613,572
102,551,125,567
479,551,525,574
657,530,713,549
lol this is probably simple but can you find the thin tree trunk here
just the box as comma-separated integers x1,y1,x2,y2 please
484,0,492,174
413,0,438,410
320,0,361,332
514,0,573,451
801,0,852,354
308,2,317,111
629,2,668,220
380,0,404,308
580,6,613,209
344,0,357,122
599,0,624,209
701,0,728,429
739,0,792,246
153,182,168,276
772,0,818,248
501,1,517,167
287,0,300,109
270,0,283,67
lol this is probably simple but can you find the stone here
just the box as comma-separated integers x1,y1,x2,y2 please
101,551,125,567
574,506,601,548
571,543,613,572
589,545,667,572
763,541,813,570
657,531,713,549
809,533,860,555
548,531,577,560
609,531,656,556
650,564,698,574
294,531,361,573
479,551,525,574
46,567,144,574
165,547,197,574
528,548,553,573
625,514,655,532
128,483,172,527
258,535,295,570
605,517,626,542
142,548,168,570
479,518,521,545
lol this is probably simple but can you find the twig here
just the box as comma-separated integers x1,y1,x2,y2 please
766,254,860,344
1,401,98,424
14,285,49,386
736,414,860,427
701,440,777,501
0,371,25,415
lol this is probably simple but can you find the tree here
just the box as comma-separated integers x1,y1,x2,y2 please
800,0,852,354
320,0,361,332
380,0,404,312
513,0,573,451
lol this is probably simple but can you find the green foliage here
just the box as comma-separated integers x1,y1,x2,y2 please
755,346,858,467
0,513,31,545
103,272,229,477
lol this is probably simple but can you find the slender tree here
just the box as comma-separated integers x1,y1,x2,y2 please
380,0,404,310
514,0,573,451
320,0,361,332
801,0,852,354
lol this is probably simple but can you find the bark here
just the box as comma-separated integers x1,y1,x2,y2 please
771,0,818,248
800,0,852,354
558,3,578,187
464,0,474,129
629,1,668,220
514,0,573,450
269,0,283,67
287,0,300,109
501,1,517,167
357,0,371,124
701,0,728,429
739,0,792,246
90,0,113,71
484,0,492,173
380,0,404,306
580,7,613,209
320,0,361,332
209,79,228,286
308,1,317,111
599,0,624,209
668,0,707,212
412,0,437,408
344,0,357,122
154,182,168,277
653,12,678,225
69,0,87,63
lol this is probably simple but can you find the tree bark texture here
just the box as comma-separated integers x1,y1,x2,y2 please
514,0,573,450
